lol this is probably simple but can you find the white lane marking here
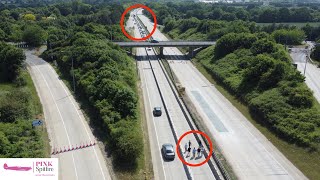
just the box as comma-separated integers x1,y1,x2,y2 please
28,60,79,180
140,48,167,180
47,65,107,180
148,51,193,180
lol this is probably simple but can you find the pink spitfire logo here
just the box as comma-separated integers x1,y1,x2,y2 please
34,161,55,176
3,163,32,171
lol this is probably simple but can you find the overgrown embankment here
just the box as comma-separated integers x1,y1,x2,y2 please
0,42,49,157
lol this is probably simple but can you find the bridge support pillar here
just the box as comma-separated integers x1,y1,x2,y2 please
160,47,164,58
189,47,194,58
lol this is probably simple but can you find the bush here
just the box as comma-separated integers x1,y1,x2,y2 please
23,25,47,47
272,29,305,45
0,43,25,82
214,33,257,59
110,120,142,163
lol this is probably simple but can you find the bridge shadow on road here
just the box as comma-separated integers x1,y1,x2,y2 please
135,54,189,61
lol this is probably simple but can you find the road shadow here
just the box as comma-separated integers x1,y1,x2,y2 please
164,54,188,60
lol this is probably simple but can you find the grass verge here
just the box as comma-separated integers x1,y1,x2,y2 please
192,56,320,180
24,70,51,157
0,68,50,158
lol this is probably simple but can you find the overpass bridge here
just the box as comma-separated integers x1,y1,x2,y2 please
114,41,216,57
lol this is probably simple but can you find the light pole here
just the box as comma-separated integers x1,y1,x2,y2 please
71,56,76,93
304,52,308,76
60,51,76,93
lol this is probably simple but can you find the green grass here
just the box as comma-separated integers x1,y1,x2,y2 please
24,70,51,157
192,55,320,180
256,22,320,28
0,70,50,158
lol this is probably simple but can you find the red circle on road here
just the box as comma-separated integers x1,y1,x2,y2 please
176,130,213,167
120,4,157,41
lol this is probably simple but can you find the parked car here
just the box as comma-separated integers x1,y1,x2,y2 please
153,107,162,116
162,144,175,160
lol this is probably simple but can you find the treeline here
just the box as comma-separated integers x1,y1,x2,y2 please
196,33,320,149
0,1,125,46
0,42,46,157
162,18,306,45
145,2,320,24
145,2,320,42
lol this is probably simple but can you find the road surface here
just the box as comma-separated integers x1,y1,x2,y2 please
136,9,307,180
290,46,320,103
26,50,112,180
128,10,220,180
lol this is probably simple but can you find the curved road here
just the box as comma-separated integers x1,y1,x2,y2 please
26,50,111,180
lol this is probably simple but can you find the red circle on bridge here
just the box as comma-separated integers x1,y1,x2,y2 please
176,130,213,167
120,4,157,41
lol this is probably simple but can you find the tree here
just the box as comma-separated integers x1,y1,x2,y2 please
277,8,290,22
272,29,305,45
23,25,47,47
311,45,320,62
214,33,257,59
251,39,276,55
23,14,36,21
0,43,25,82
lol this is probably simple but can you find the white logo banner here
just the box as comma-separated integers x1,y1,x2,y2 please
0,158,58,180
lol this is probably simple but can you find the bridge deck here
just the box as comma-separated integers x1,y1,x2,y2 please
114,41,216,47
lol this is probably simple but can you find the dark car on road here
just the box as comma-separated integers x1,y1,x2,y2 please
162,144,175,160
153,107,162,116
151,39,159,43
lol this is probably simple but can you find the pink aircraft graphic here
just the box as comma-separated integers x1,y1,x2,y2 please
3,163,32,171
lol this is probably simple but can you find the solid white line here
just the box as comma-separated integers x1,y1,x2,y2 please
47,65,107,180
28,60,79,180
140,48,167,180
148,50,194,180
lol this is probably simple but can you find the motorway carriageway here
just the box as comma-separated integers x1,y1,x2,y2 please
136,8,307,180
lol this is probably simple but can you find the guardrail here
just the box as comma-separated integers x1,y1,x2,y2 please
137,13,193,180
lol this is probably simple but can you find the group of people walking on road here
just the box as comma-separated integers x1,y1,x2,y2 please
184,140,204,159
